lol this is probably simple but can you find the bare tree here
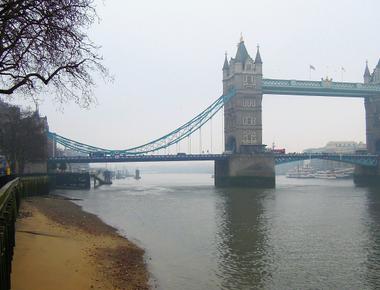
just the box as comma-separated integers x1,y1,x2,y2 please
0,0,107,106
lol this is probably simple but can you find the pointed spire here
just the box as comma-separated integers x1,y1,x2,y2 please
377,58,380,68
364,60,371,77
235,36,250,63
254,44,262,64
223,52,229,70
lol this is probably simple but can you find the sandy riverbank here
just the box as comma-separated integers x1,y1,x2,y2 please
11,195,149,290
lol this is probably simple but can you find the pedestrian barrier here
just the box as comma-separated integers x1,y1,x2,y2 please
0,175,49,290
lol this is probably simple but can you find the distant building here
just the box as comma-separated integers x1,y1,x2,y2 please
24,110,50,174
0,99,16,124
0,100,50,174
303,141,366,171
304,141,366,154
0,100,7,163
0,100,15,173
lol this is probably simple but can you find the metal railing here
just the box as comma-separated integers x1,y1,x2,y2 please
262,78,380,97
0,175,49,290
274,153,379,167
263,78,380,91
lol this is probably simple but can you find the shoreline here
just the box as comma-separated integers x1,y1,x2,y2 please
11,195,149,290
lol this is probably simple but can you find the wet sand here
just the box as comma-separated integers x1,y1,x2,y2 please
11,195,149,290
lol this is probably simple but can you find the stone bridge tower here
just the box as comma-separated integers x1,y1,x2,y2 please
364,60,380,154
222,37,264,153
354,60,380,185
215,37,275,188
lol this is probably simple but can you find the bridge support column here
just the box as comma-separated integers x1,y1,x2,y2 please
215,154,275,188
354,165,380,186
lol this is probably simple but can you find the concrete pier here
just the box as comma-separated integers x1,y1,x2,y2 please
354,165,380,186
215,154,275,188
53,173,91,189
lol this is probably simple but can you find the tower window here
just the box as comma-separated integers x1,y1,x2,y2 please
242,117,256,125
244,75,254,84
249,134,257,143
242,132,257,144
242,98,256,107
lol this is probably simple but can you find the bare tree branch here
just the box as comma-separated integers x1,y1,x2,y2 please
0,0,107,107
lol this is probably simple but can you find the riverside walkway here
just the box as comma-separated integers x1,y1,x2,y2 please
0,175,49,290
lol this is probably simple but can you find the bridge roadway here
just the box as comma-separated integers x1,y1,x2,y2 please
50,154,228,163
49,153,379,167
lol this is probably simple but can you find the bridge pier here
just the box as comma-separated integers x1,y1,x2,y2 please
215,153,275,188
354,165,380,186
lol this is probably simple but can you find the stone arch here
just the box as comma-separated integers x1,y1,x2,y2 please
226,136,237,153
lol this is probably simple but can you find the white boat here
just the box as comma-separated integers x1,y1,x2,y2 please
313,168,353,180
314,171,336,179
286,164,354,180
286,165,315,179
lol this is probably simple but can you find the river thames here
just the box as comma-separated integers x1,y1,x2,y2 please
59,173,380,290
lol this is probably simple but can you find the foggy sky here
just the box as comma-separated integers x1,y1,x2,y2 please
12,0,380,152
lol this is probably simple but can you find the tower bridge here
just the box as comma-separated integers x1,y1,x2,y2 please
48,38,380,187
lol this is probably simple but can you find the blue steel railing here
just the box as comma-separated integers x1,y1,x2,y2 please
274,153,379,167
49,154,229,163
263,78,380,97
49,153,379,167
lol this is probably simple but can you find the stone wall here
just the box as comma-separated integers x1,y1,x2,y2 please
215,154,275,188
354,164,380,186
23,162,47,174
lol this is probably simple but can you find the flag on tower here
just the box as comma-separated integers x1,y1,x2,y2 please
309,65,316,70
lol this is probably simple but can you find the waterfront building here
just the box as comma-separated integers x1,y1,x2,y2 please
303,141,366,171
304,141,366,154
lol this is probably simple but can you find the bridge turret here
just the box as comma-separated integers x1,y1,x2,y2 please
254,45,263,75
364,60,371,84
234,37,249,73
372,58,380,84
364,58,380,155
222,52,229,79
223,37,264,153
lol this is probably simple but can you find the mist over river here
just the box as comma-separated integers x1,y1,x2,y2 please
58,173,380,290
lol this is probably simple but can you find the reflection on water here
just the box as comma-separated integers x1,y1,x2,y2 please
365,188,380,288
58,174,380,290
215,188,273,290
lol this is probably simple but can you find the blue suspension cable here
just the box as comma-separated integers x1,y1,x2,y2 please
48,88,235,155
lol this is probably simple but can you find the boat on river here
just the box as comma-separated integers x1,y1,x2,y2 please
286,165,315,179
286,167,353,179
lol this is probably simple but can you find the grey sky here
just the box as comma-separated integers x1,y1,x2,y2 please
18,0,380,152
